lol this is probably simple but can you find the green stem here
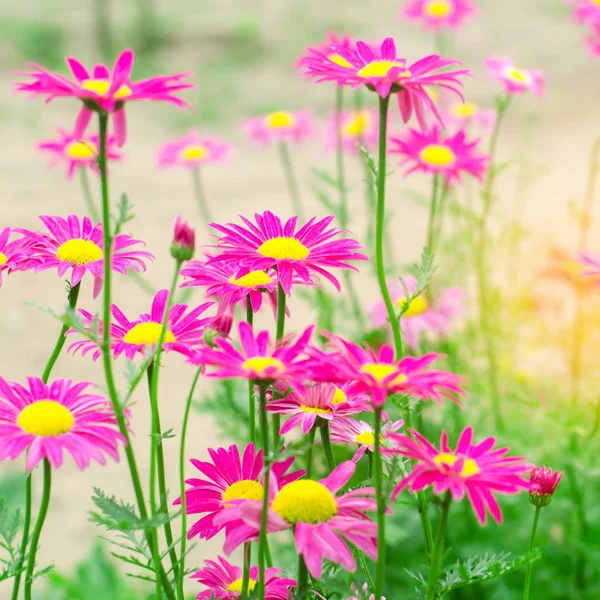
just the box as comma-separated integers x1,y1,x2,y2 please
272,283,286,450
565,459,588,588
426,175,440,253
296,554,311,600
191,168,213,228
278,141,305,222
523,506,542,600
373,407,386,600
246,298,256,445
10,473,31,600
368,451,373,479
23,459,52,600
425,492,452,600
241,542,252,600
79,166,100,222
319,422,336,472
305,426,317,479
257,382,270,600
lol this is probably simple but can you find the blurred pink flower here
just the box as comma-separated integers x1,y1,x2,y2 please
297,32,355,69
484,57,545,96
567,0,600,25
445,100,496,131
585,23,600,56
529,466,563,507
244,109,314,146
157,129,231,170
325,108,380,153
402,0,476,30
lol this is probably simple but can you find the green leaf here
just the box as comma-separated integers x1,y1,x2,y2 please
113,193,135,236
311,167,344,192
357,143,378,181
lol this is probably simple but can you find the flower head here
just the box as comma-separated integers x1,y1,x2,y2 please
157,129,231,170
402,0,476,30
389,125,489,185
18,215,153,298
0,376,125,470
568,0,600,25
0,227,32,287
585,23,600,56
325,108,380,153
529,466,563,508
16,49,193,146
484,57,544,96
176,442,304,541
445,100,496,131
171,215,195,262
208,211,367,294
244,108,314,146
391,427,530,524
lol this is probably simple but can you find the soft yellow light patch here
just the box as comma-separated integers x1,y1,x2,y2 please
331,386,347,405
272,480,337,524
66,141,97,160
434,452,479,477
18,400,74,437
451,102,478,118
397,295,429,317
229,271,272,288
266,111,295,129
356,431,379,446
357,60,408,78
222,480,264,507
180,145,207,161
227,578,257,593
344,112,370,137
424,0,452,17
56,239,103,265
0,252,7,265
123,322,176,345
81,79,132,98
242,356,285,377
257,237,310,261
360,363,408,385
503,67,531,85
420,144,456,167
300,405,332,415
328,53,352,68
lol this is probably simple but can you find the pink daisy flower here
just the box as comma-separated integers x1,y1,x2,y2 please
389,125,489,185
330,417,403,463
15,49,193,146
208,211,368,294
175,442,304,541
216,461,378,578
157,129,231,170
445,100,496,132
369,277,464,350
37,127,123,179
390,427,531,525
67,289,213,361
325,108,380,153
403,0,476,30
568,0,600,25
0,227,32,287
297,32,355,70
0,376,125,471
192,555,296,600
244,108,314,147
18,215,152,298
484,57,545,96
585,23,600,56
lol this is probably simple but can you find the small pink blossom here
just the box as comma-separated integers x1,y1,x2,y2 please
157,129,231,170
244,108,314,146
484,57,545,96
402,0,476,31
529,466,563,507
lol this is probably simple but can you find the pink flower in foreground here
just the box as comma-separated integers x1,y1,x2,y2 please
217,461,377,578
244,108,314,146
157,129,231,170
529,466,563,507
325,108,380,153
0,227,32,287
192,555,296,599
484,57,545,96
68,289,213,360
175,442,304,541
445,100,496,131
568,0,600,25
37,127,123,178
389,125,489,185
403,0,476,30
390,427,530,525
369,277,464,350
585,23,600,56
0,377,124,470
18,215,152,297
208,211,368,294
16,49,193,146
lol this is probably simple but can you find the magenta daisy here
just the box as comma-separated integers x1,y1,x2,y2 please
208,211,368,294
325,108,380,153
244,108,314,146
15,49,193,146
403,0,476,30
18,215,152,297
445,100,496,132
175,442,304,541
0,376,125,470
389,125,489,185
568,0,600,25
37,127,123,178
67,289,213,361
330,417,403,463
192,555,296,599
157,129,231,170
390,427,531,525
585,23,600,56
217,461,377,578
297,32,355,69
484,57,545,96
0,227,32,287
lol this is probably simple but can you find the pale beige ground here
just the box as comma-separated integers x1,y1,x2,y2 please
0,0,599,595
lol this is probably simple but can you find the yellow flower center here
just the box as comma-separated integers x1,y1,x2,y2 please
357,60,408,78
420,144,456,167
424,0,452,17
17,400,74,437
123,322,176,345
300,405,332,415
360,363,408,385
222,480,264,508
56,239,103,265
242,357,285,377
272,480,337,524
397,295,429,317
257,237,310,261
451,102,479,118
66,141,97,160
266,111,296,129
229,270,273,288
434,452,479,477
331,386,347,405
328,53,352,68
503,67,531,85
180,145,207,161
343,112,370,137
226,578,257,593
81,79,132,99
0,252,7,265
356,431,381,446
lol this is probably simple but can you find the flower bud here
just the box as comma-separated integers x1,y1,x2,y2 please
203,313,233,347
529,466,563,508
171,215,195,262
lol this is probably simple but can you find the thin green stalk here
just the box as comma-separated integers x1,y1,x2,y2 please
23,459,52,600
368,451,373,479
247,298,256,444
373,407,386,600
257,382,271,599
278,141,305,222
297,554,311,600
425,492,452,600
523,506,541,600
305,426,317,479
241,542,252,600
10,473,31,600
191,168,213,228
319,422,336,472
433,182,449,254
426,175,440,253
272,283,286,450
79,166,100,222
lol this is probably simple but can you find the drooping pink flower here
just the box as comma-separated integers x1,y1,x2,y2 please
567,0,600,25
445,100,496,132
389,125,490,185
0,227,33,287
207,211,368,294
0,376,125,470
585,23,600,56
402,0,476,30
325,108,380,153
157,129,231,170
17,215,153,298
67,289,214,360
484,57,545,96
15,49,193,146
175,442,304,541
529,466,563,507
216,461,378,578
244,108,314,146
390,427,531,525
